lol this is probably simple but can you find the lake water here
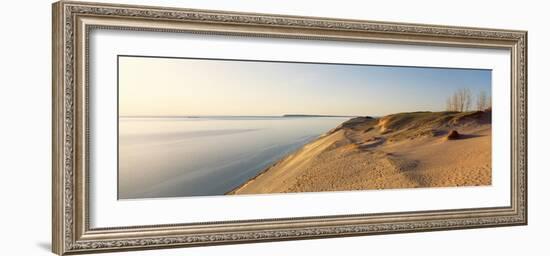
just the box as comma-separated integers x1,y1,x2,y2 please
118,116,350,199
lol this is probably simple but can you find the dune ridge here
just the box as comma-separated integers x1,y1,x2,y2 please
228,110,492,195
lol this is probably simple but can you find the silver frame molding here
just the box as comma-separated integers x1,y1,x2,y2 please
52,1,527,255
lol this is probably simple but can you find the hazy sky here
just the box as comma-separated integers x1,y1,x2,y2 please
119,56,491,116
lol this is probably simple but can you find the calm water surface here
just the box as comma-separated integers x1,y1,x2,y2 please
119,117,349,199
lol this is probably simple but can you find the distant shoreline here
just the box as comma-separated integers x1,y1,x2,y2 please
282,114,357,118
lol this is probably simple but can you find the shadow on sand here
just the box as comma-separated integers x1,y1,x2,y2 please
453,133,486,140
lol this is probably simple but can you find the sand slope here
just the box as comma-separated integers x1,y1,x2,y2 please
229,110,492,195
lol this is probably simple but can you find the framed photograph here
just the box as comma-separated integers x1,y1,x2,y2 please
52,1,527,255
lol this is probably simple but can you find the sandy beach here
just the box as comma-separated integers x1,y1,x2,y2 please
229,110,492,195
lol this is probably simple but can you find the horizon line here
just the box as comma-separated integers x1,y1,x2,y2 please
119,114,361,118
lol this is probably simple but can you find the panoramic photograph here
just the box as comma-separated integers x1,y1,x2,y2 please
118,56,492,199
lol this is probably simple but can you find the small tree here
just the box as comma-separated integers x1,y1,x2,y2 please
446,88,473,112
476,90,489,111
446,93,456,111
462,88,472,112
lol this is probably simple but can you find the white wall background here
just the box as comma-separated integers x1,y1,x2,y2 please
0,0,547,255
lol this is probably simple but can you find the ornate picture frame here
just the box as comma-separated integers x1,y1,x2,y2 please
52,1,527,255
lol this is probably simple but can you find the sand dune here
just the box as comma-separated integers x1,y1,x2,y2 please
228,110,492,195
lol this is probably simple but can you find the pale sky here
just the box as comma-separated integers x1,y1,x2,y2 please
119,56,491,117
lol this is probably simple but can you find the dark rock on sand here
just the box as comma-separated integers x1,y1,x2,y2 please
446,130,460,140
